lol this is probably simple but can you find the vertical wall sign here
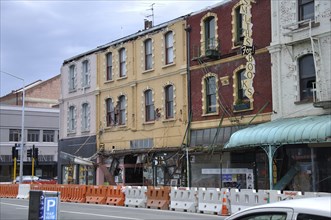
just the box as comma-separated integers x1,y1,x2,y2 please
240,0,255,101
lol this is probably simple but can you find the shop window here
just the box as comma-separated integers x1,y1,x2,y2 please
165,31,174,64
119,48,126,77
106,53,113,81
298,0,315,21
165,85,174,119
145,89,155,122
145,39,152,70
298,54,315,101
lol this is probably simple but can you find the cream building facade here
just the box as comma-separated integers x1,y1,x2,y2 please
96,17,188,185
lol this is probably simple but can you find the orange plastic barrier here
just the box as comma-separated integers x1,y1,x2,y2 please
67,185,87,203
105,186,125,206
146,186,170,210
0,184,7,197
58,184,71,202
0,184,19,198
86,185,107,204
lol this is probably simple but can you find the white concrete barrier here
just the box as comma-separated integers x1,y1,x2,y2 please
17,184,30,199
170,187,198,213
124,186,147,208
198,188,226,215
228,189,268,213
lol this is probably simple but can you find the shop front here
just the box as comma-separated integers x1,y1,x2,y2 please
225,115,331,192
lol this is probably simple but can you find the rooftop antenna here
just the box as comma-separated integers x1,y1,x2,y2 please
146,3,155,26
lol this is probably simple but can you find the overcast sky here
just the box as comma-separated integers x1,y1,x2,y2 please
0,0,221,96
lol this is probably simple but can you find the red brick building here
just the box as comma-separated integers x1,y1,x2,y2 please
0,74,60,108
186,0,272,188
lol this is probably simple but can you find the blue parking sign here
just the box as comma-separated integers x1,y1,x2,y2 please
43,197,58,220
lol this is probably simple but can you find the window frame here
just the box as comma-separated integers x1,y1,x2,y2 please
27,129,40,142
237,69,248,101
165,31,174,65
145,39,153,70
205,76,217,114
69,65,76,91
106,53,113,81
118,95,126,125
165,85,174,119
298,54,316,101
82,103,89,131
68,106,75,131
106,98,114,126
82,60,89,87
235,6,244,45
119,48,126,77
298,0,315,22
9,129,21,142
145,90,155,122
43,130,55,142
204,16,216,51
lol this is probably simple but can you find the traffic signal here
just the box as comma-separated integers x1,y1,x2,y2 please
12,146,18,159
33,148,39,160
27,149,32,158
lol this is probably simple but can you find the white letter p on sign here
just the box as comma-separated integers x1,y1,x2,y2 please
47,200,56,212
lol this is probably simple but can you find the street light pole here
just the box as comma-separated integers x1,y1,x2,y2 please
1,71,25,183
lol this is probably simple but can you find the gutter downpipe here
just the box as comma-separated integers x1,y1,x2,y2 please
185,23,192,187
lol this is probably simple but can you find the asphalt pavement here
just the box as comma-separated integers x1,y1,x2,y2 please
0,198,227,220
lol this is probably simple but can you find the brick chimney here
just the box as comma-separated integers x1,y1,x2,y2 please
144,19,153,30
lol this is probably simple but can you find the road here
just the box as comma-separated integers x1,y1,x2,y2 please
0,198,227,220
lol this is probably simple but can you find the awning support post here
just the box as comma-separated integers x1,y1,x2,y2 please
268,145,273,190
261,145,280,190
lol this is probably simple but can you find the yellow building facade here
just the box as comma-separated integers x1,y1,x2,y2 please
96,17,188,185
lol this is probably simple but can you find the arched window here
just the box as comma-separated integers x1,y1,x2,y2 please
165,31,174,64
82,60,89,87
68,106,76,131
145,90,155,121
237,69,248,101
69,65,76,91
204,16,216,51
82,103,89,130
106,53,112,81
234,6,243,45
165,85,174,119
205,76,216,113
106,98,114,126
145,39,152,70
119,48,126,77
118,95,126,125
299,54,316,101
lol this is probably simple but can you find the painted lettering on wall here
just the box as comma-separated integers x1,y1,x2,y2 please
240,0,255,100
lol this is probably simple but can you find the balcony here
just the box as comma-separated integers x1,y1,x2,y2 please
192,38,220,61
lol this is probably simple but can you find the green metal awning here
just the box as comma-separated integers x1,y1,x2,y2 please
225,115,331,149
